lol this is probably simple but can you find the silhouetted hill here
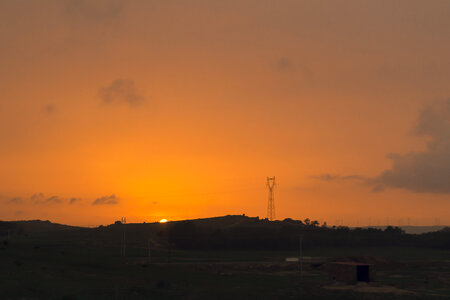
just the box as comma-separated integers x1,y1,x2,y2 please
360,225,447,234
2,215,449,250
0,220,82,235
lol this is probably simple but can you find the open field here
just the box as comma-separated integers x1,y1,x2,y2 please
1,233,449,299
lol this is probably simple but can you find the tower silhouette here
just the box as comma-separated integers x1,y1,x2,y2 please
266,176,276,221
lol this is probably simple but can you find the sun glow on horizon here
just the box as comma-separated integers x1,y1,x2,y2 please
159,219,168,223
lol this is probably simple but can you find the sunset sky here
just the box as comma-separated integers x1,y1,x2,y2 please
1,0,450,226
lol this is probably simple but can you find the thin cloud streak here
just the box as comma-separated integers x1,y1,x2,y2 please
311,174,368,182
8,197,22,204
69,197,82,204
93,194,119,205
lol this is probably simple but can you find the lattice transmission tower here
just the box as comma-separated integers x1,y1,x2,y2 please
266,176,276,221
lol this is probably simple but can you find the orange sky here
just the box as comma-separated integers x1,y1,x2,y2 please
1,0,450,226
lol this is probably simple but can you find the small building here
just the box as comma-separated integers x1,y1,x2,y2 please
328,262,375,283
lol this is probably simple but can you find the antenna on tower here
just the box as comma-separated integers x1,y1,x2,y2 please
266,176,276,221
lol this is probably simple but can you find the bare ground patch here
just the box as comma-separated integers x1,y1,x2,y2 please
324,282,416,295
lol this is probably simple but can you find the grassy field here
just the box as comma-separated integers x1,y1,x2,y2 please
1,234,449,299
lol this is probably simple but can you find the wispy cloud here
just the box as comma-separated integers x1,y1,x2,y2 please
93,194,119,205
372,100,450,194
42,104,56,115
31,193,62,204
8,197,22,204
69,197,82,204
277,57,294,70
31,193,45,203
275,57,314,79
43,196,62,204
99,79,143,107
9,194,83,205
311,174,367,182
316,99,450,194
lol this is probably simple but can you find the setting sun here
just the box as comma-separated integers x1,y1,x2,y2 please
159,219,168,223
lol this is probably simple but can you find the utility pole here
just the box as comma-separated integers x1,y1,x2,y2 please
168,243,172,263
266,176,276,221
299,234,303,280
121,217,127,257
147,239,151,264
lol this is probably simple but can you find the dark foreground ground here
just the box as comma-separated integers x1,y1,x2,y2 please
1,237,449,299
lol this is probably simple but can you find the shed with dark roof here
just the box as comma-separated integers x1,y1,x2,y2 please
328,262,375,283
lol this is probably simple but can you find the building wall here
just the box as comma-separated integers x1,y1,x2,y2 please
328,264,357,283
328,263,375,283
